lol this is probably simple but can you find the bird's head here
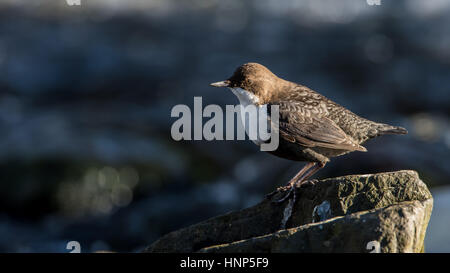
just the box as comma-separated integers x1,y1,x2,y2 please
210,63,281,103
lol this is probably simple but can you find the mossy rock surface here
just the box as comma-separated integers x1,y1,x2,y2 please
144,170,433,253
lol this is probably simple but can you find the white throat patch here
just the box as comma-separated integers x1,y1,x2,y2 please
229,87,269,146
229,87,260,106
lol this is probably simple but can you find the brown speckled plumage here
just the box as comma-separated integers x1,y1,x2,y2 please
211,62,407,202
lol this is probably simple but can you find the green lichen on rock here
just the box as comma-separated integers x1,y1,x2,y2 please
144,170,433,253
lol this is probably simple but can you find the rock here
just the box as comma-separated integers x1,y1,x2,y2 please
143,170,433,253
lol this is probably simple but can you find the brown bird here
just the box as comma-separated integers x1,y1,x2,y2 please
210,63,407,203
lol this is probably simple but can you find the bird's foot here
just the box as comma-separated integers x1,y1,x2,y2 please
265,184,292,200
272,186,295,204
266,184,297,204
300,179,318,188
266,179,319,203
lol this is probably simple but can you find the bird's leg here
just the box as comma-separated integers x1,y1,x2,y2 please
294,161,326,188
266,162,316,200
270,162,326,204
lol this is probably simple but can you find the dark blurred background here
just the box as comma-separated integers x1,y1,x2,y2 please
0,0,449,252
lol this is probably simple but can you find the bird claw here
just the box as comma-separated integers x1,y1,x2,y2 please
265,185,291,199
273,188,294,204
300,179,318,188
268,185,296,204
266,179,319,203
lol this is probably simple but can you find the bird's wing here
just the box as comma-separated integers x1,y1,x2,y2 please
268,101,367,152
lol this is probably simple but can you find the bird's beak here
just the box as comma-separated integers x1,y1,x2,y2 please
210,80,230,87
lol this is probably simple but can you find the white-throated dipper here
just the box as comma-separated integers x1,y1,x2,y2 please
210,63,407,203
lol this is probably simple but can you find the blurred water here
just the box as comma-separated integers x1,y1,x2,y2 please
426,186,450,252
